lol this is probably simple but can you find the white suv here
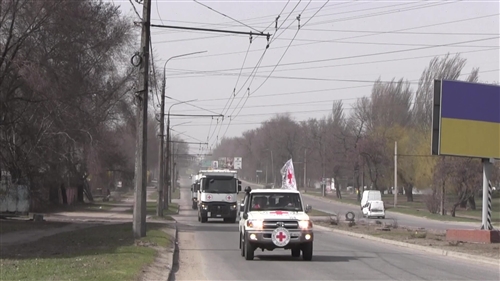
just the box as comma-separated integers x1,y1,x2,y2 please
238,187,314,261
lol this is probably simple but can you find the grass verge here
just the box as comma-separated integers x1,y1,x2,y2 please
148,188,180,201
0,222,171,281
128,202,179,221
307,208,333,217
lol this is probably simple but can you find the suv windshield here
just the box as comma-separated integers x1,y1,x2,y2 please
249,193,303,212
202,176,236,193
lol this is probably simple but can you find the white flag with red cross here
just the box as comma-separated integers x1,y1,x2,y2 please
280,158,297,190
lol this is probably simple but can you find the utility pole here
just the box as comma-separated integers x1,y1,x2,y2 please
156,75,166,217
303,149,307,193
265,163,268,183
394,141,398,208
133,0,151,238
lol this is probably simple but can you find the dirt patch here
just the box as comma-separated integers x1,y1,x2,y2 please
316,220,500,259
0,219,70,235
0,221,99,247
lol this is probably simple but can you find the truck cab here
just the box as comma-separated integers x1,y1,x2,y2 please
239,187,314,261
197,169,241,223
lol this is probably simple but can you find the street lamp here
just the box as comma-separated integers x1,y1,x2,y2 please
158,51,206,212
166,99,197,204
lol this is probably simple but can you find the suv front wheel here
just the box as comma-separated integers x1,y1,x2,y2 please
302,242,313,261
244,233,254,260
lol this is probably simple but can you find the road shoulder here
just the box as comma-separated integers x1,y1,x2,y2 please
314,224,499,266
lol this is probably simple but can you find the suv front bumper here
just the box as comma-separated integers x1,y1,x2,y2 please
245,229,313,247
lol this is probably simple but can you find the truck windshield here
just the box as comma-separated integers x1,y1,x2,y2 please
250,193,303,212
203,177,236,193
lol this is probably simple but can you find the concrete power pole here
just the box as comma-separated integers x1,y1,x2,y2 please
303,149,307,192
156,76,166,217
394,141,398,208
133,0,151,238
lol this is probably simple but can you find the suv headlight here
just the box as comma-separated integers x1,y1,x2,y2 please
246,219,263,229
230,204,237,210
298,220,312,229
200,204,208,210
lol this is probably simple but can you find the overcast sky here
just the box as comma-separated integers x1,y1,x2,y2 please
114,0,499,154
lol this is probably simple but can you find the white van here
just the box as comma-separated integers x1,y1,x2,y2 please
365,200,385,219
361,190,385,219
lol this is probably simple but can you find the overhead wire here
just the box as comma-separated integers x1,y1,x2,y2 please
206,42,252,145
193,0,263,33
170,68,498,117
155,0,164,25
165,46,500,79
231,0,315,120
219,0,328,143
152,1,447,43
170,128,206,143
205,0,298,148
151,0,353,35
168,35,499,79
128,0,142,19
156,13,500,62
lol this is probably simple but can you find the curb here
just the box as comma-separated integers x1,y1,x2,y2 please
314,225,499,266
167,222,178,281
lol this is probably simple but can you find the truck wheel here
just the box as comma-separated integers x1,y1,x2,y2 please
244,237,254,260
291,248,300,257
302,242,313,261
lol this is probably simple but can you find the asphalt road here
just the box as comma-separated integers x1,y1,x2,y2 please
170,185,499,281
241,180,481,231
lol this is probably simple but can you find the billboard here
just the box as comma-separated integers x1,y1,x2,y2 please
217,157,242,169
432,80,500,159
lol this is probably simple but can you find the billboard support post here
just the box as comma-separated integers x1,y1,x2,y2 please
481,158,494,230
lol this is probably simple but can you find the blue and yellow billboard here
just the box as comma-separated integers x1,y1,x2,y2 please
432,80,500,159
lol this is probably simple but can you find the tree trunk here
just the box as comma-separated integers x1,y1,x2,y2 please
468,196,476,210
60,183,68,205
335,177,342,199
451,202,460,217
77,184,84,202
459,200,467,208
405,185,414,202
